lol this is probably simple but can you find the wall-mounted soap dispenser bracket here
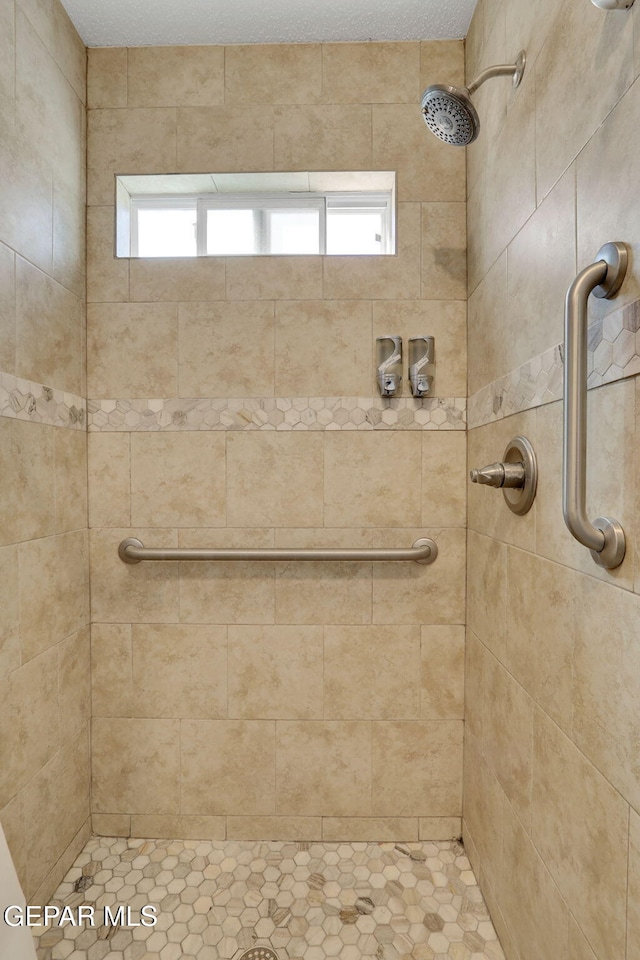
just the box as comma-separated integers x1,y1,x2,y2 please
470,435,538,515
408,336,435,398
376,336,403,397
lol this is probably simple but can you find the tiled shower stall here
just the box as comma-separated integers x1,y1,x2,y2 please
1,0,640,958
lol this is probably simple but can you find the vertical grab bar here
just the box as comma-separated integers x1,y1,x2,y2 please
563,242,628,569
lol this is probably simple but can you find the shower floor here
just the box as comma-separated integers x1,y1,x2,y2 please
34,836,504,960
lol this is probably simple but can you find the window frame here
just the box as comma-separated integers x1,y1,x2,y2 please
128,190,393,258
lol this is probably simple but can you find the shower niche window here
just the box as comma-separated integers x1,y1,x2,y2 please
116,171,396,258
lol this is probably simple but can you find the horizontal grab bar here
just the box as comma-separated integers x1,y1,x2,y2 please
118,537,438,565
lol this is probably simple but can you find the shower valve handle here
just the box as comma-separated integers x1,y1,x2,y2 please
470,461,526,489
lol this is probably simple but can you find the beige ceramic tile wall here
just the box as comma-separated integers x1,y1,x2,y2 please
87,39,467,841
465,3,640,960
0,0,89,901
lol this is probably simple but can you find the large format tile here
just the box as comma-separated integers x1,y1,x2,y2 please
274,104,371,170
531,708,628,960
176,105,273,172
421,625,464,720
127,46,224,107
0,418,54,546
225,43,321,104
629,809,640,960
324,625,420,719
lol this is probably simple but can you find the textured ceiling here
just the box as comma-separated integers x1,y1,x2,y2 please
59,0,477,47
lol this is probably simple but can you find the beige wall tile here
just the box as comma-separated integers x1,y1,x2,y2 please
535,388,635,590
464,630,486,743
90,527,180,623
128,46,224,107
179,300,275,397
276,720,371,817
92,813,131,837
484,77,536,263
506,164,576,370
462,730,504,886
373,300,466,399
573,575,640,812
91,623,133,718
499,800,569,960
372,720,462,816
15,256,82,393
577,75,640,315
53,427,87,534
88,107,177,206
31,817,90,904
322,42,419,103
323,202,421,300
324,625,420,719
506,548,575,733
225,44,322,104
23,729,90,896
504,0,564,73
0,0,14,127
88,433,131,528
88,48,127,108
419,817,462,841
420,625,464,720
274,104,371,170
130,256,225,303
225,255,322,301
129,814,226,841
227,816,321,840
53,177,86,301
181,719,275,816
58,627,90,743
130,433,226,527
421,202,467,301
629,809,640,960
536,0,633,203
227,433,324,527
273,527,372,626
52,0,85,103
87,205,129,303
16,0,53,48
422,431,467,527
274,300,372,396
19,531,89,662
0,240,16,374
0,126,53,274
228,625,323,719
92,717,180,815
467,251,507,393
0,545,20,680
16,9,84,190
132,623,227,719
0,647,59,809
176,105,273,172
483,654,533,830
323,818,419,842
373,527,466,625
324,432,422,527
568,916,599,960
531,708,628,960
87,302,178,398
373,104,466,203
0,419,54,547
421,39,465,92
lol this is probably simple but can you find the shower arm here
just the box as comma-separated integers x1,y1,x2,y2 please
562,242,627,569
467,64,518,95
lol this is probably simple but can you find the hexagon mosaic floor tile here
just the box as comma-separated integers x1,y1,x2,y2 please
34,837,505,960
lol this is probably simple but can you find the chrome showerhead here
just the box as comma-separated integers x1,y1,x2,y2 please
421,84,480,146
421,51,526,146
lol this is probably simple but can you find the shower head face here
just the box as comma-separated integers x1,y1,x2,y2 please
421,84,480,146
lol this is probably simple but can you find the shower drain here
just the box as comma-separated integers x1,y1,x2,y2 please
237,949,280,960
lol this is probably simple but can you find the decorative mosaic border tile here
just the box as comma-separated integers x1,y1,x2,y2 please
468,299,640,429
0,370,86,430
88,396,467,432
